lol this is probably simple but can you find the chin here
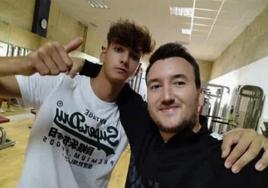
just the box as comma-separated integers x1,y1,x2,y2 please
157,123,186,133
157,118,196,133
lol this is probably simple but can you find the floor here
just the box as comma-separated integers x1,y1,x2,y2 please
0,118,32,187
0,106,130,188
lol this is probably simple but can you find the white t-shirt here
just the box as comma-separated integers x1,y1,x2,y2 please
16,74,128,188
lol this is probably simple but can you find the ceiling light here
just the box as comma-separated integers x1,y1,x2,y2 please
194,16,214,20
187,23,210,27
170,7,193,17
88,0,108,9
181,29,192,35
192,29,208,33
195,8,217,12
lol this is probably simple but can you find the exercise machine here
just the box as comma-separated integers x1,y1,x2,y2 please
0,127,16,150
202,83,232,134
234,85,265,130
0,116,16,150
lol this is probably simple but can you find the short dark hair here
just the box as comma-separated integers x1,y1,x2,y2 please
107,19,155,55
146,42,201,89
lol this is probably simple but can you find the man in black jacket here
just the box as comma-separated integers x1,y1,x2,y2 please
121,42,268,187
81,53,268,175
80,42,268,187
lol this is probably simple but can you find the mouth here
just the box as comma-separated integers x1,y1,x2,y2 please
115,67,128,74
159,105,181,114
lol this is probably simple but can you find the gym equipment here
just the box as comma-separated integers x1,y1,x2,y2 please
0,127,16,150
234,85,264,130
202,83,231,134
0,115,9,123
0,116,16,150
129,67,144,93
262,121,268,138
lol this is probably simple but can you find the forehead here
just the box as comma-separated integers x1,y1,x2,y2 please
147,57,195,81
109,42,143,56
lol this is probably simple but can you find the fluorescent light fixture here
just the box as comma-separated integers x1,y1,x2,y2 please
189,0,196,41
195,8,217,12
88,0,108,9
182,29,192,35
192,29,208,33
194,16,214,20
186,23,210,27
170,7,193,17
206,0,226,40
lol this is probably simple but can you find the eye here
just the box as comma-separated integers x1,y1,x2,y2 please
149,84,161,91
114,46,124,53
174,81,185,87
130,53,141,62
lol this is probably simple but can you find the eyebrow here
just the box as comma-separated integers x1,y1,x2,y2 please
115,43,142,58
147,74,187,85
172,74,187,80
147,78,159,85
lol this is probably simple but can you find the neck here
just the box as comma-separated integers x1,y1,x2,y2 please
160,132,176,143
160,123,201,143
90,69,125,102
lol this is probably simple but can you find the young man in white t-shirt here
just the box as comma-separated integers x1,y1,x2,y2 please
0,20,268,188
0,20,154,188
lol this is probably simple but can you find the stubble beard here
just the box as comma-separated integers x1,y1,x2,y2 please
157,109,198,134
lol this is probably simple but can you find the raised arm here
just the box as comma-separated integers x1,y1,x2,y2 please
0,38,83,98
0,57,23,97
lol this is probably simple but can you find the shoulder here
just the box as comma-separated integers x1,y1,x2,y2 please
117,84,146,106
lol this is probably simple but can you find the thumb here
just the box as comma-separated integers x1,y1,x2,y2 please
65,37,83,53
68,59,85,78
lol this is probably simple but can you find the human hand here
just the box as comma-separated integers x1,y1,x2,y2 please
67,57,85,78
221,128,268,173
20,37,83,76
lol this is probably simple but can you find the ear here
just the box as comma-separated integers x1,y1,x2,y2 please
99,46,107,63
198,88,205,114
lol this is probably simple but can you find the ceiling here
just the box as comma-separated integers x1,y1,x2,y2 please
54,0,268,62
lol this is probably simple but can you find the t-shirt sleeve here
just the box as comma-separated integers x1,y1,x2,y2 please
79,60,102,78
15,73,64,109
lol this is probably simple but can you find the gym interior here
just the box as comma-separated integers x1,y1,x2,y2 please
0,0,268,187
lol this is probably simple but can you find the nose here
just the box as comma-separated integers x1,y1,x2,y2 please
161,85,175,105
120,51,130,65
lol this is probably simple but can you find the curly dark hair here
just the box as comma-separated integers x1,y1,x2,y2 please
107,19,155,55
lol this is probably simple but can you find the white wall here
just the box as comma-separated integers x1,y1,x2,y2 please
209,56,268,132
